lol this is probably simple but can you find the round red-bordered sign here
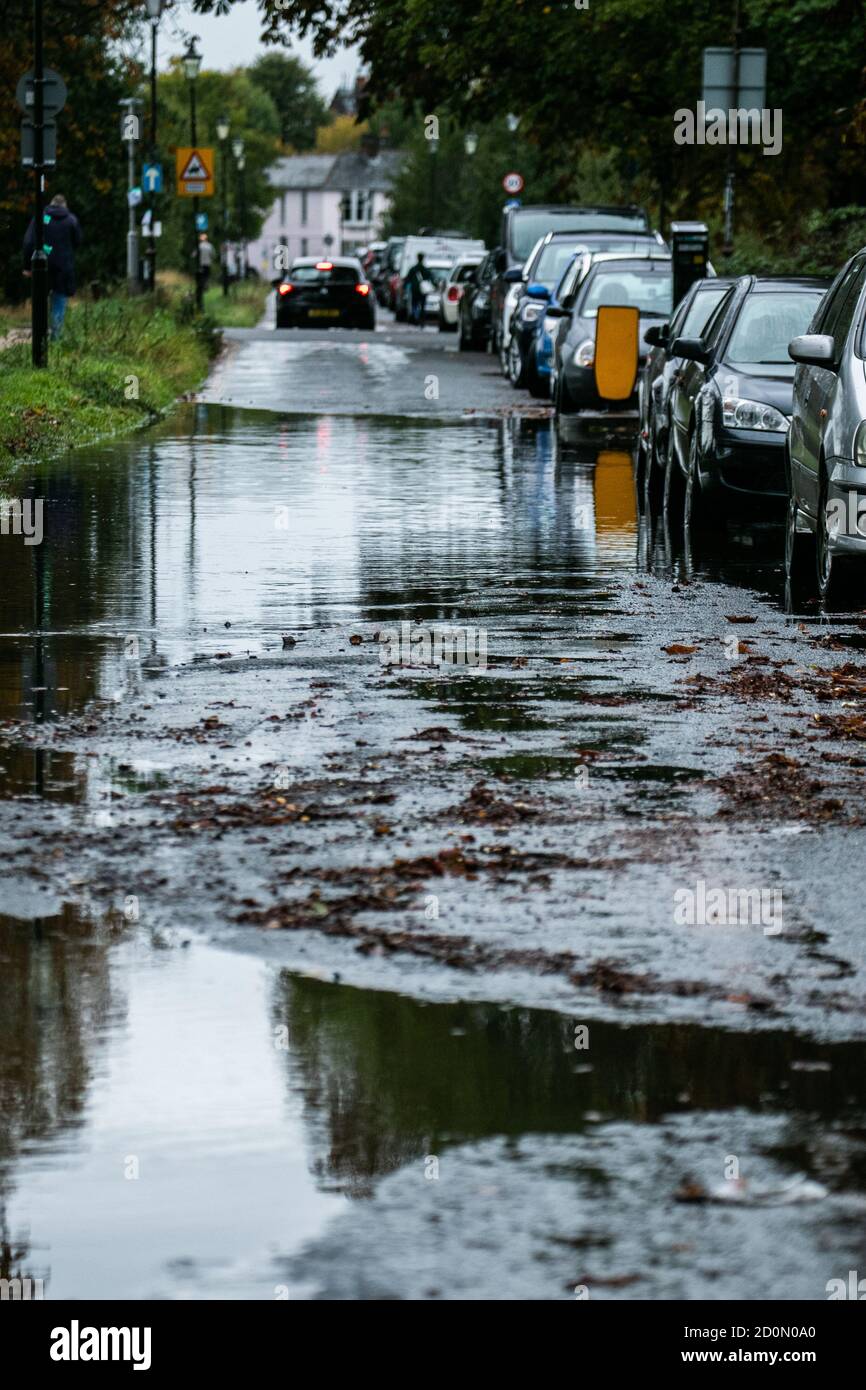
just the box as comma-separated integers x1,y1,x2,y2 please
502,171,524,194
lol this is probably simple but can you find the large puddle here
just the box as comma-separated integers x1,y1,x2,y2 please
1,398,864,1298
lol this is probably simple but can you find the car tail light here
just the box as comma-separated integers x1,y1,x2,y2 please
315,261,333,271
278,283,293,296
446,286,462,303
355,283,371,295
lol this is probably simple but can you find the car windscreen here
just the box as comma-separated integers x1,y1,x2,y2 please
725,291,826,365
290,265,359,285
579,265,673,318
511,210,648,261
533,240,593,288
680,286,730,337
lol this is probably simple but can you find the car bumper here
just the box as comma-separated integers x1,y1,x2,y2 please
703,427,787,497
276,307,375,328
562,362,638,412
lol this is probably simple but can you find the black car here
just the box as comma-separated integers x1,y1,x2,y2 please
638,276,733,502
552,251,673,415
458,248,503,350
490,203,652,365
666,275,830,529
275,256,376,330
507,230,668,389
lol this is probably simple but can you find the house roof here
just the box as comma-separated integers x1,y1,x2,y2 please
268,149,405,193
323,149,406,192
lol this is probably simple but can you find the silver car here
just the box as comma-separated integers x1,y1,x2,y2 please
787,248,866,603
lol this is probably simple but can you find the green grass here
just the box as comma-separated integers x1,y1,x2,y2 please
204,279,270,327
0,290,219,471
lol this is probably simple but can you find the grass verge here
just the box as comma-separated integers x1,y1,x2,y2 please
0,285,220,471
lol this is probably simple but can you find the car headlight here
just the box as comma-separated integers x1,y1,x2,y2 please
722,396,788,432
520,302,544,324
573,338,594,368
854,420,866,467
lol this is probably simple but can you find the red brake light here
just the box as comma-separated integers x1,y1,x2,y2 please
355,283,370,295
315,261,333,271
446,285,462,302
278,283,292,296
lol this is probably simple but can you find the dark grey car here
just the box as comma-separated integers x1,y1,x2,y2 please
786,248,866,604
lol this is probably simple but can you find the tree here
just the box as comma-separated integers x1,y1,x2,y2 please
249,52,330,151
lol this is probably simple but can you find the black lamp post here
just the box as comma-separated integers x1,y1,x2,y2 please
182,36,203,310
143,0,163,291
216,114,230,295
30,0,48,367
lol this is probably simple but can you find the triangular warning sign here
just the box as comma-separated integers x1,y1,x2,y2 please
180,150,209,181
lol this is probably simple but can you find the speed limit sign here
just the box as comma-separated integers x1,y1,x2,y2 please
502,171,524,194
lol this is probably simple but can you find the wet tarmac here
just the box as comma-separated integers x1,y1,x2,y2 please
1,321,864,1299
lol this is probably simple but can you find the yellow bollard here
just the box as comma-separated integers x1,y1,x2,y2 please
594,305,639,402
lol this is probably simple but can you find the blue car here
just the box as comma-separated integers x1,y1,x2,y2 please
506,231,668,398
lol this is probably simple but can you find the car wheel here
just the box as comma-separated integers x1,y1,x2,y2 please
683,430,712,536
555,368,577,417
785,488,816,606
507,333,525,388
458,316,470,351
663,429,685,525
817,465,857,607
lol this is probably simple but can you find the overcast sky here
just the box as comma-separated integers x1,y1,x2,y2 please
166,1,361,99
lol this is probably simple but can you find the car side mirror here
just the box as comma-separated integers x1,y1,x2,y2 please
788,333,836,368
670,335,711,364
526,282,551,301
645,323,669,348
503,266,524,283
545,305,571,319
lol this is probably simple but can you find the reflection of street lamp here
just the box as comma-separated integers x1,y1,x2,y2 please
506,112,520,133
181,37,204,310
144,0,164,293
464,132,478,156
232,138,246,279
216,113,230,295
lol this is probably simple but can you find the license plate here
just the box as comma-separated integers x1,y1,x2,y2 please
309,309,340,318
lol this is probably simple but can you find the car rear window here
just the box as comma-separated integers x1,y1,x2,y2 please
290,264,359,284
680,286,729,336
511,209,649,261
580,265,673,318
725,291,826,365
534,240,593,287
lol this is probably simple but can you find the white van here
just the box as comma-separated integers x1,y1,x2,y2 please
395,236,486,321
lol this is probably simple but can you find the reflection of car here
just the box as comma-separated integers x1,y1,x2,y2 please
785,249,866,603
458,248,503,351
491,204,654,364
552,252,672,415
275,256,376,329
667,275,829,529
439,255,485,332
638,276,732,495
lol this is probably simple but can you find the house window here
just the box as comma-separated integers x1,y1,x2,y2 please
301,190,308,226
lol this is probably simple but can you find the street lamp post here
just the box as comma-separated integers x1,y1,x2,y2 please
232,137,245,280
182,37,203,310
144,0,163,293
428,135,439,231
30,0,49,367
119,97,142,293
216,114,230,296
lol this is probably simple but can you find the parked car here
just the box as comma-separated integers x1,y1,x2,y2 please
393,235,486,322
275,256,376,330
551,251,673,416
376,237,405,308
491,204,653,365
438,254,485,332
665,275,830,531
509,231,668,393
785,248,866,603
638,276,732,500
458,248,504,351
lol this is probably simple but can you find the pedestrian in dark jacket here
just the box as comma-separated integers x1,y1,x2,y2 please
22,194,82,339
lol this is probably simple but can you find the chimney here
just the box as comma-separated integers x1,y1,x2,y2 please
360,132,380,160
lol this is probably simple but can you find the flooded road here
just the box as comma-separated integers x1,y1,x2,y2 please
2,328,865,1299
